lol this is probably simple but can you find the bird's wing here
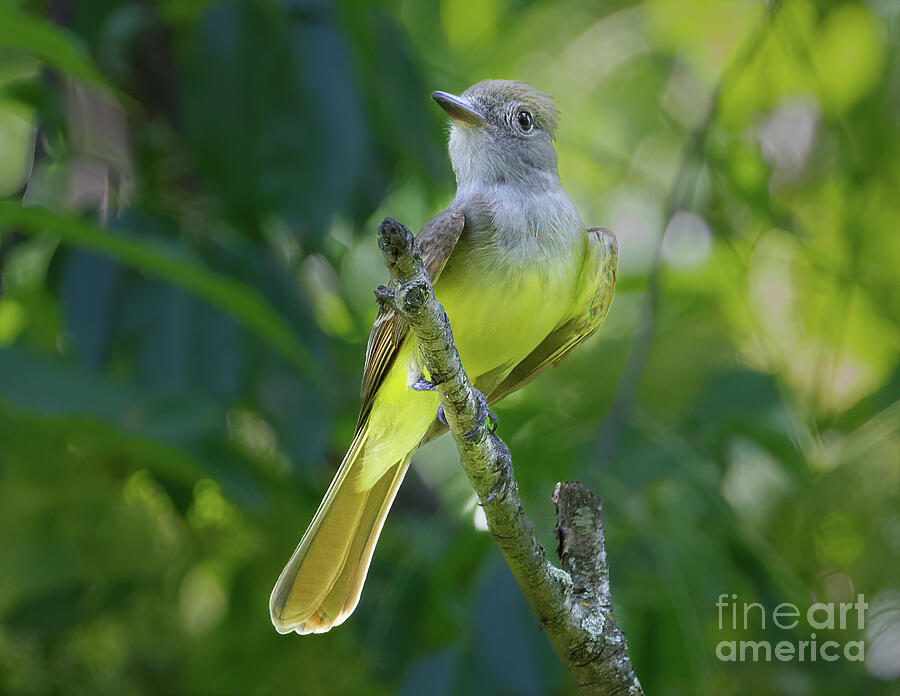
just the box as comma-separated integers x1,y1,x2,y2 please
486,227,617,404
356,209,466,430
417,226,617,447
485,227,617,404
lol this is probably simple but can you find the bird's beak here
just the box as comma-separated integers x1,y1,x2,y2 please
431,91,486,127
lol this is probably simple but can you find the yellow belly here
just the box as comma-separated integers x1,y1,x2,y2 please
358,247,578,488
437,262,572,376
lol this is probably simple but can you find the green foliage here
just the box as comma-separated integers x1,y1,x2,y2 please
0,203,318,377
1,0,898,694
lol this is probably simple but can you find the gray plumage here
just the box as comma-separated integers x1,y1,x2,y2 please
445,80,583,276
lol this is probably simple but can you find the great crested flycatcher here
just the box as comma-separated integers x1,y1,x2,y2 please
270,80,617,634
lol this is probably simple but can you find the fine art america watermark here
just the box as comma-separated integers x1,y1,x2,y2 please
715,594,868,662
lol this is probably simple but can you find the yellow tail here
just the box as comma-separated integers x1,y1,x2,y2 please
269,430,411,634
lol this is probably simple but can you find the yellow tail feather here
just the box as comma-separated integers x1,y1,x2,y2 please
269,430,411,635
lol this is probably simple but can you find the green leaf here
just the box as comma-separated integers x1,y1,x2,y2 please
0,7,110,87
0,202,320,383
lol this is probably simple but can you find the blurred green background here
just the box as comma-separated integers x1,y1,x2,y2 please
1,0,899,694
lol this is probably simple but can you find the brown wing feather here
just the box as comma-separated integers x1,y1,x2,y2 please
356,209,466,430
417,226,617,446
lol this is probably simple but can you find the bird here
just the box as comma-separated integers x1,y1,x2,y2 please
270,80,617,634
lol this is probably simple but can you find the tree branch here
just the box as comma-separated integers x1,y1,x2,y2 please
376,217,644,696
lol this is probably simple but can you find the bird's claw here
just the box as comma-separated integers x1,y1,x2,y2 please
412,377,437,392
424,383,496,436
462,388,497,440
414,379,451,428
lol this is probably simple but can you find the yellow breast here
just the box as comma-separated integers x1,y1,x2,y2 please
434,241,580,379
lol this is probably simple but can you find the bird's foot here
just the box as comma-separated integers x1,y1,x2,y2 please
419,380,496,436
462,388,497,440
412,377,437,392
413,378,451,427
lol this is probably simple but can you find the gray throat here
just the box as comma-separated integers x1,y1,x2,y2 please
452,173,583,271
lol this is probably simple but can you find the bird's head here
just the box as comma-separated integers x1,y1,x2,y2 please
432,80,560,190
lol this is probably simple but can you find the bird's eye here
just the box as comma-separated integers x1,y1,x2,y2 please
517,110,534,132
